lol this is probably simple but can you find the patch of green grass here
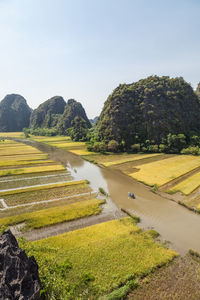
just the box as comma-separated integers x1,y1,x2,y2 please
22,218,177,299
0,180,88,196
151,184,159,193
0,198,105,229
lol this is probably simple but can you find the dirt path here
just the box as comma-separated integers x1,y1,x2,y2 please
128,254,200,300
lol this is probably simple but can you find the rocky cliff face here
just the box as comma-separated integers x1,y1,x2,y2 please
30,96,66,129
0,94,32,132
0,230,40,300
57,99,91,134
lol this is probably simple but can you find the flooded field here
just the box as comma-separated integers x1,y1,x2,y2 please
0,138,112,237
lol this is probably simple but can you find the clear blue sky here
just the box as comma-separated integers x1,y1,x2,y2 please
0,0,199,118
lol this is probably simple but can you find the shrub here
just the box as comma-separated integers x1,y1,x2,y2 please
130,144,140,153
181,146,200,155
108,140,119,152
148,145,159,153
159,144,168,153
98,187,107,196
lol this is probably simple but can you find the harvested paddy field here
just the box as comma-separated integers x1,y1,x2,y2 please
21,217,177,299
128,253,200,300
3,181,91,206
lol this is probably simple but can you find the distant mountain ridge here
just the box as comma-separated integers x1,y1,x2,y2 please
90,116,99,125
0,94,32,132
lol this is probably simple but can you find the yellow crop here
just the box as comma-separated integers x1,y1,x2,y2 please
0,164,65,177
0,198,105,229
29,218,177,294
0,132,23,138
0,159,53,167
69,149,95,155
130,155,200,186
169,172,200,195
0,154,48,161
103,153,161,166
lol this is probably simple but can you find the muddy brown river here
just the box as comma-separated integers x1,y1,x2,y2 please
18,139,200,255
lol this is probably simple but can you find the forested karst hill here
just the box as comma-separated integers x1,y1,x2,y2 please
30,96,66,129
57,99,91,134
98,76,200,146
0,94,32,132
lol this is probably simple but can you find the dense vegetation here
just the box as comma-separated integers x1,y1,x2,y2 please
57,99,91,135
0,94,32,132
28,98,91,139
88,76,200,154
30,96,66,129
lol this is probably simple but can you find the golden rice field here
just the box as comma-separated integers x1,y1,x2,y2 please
24,218,177,298
30,136,70,142
0,153,48,161
69,149,93,155
0,198,105,230
168,172,200,195
101,153,161,167
0,164,65,177
0,132,24,138
0,146,42,156
30,135,96,155
0,159,54,167
129,155,200,187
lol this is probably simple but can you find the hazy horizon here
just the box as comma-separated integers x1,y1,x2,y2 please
0,0,199,118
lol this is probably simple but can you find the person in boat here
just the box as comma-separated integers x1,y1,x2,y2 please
128,192,135,199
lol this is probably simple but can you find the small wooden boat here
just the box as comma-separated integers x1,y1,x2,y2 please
128,192,135,199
